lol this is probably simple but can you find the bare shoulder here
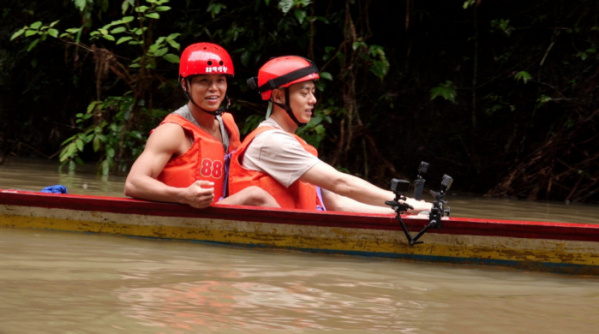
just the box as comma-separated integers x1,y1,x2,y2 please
145,122,187,154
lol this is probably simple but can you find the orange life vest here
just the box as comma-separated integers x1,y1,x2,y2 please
228,126,322,211
156,112,241,202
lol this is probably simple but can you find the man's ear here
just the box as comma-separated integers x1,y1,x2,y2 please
180,78,187,91
272,89,284,103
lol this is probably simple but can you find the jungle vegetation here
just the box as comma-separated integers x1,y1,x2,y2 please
1,0,598,203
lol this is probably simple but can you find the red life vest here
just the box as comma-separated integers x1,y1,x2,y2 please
156,112,241,203
228,126,322,211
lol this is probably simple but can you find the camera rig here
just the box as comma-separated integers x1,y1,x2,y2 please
385,163,453,246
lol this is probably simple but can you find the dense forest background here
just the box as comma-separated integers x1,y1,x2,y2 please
1,0,598,203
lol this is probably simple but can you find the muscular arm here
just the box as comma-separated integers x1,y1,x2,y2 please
124,123,215,208
321,189,395,214
301,162,432,214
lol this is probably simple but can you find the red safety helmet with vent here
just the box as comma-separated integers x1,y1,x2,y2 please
180,43,234,116
180,42,234,78
247,56,319,125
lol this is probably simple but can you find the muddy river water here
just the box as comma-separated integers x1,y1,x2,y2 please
1,157,599,333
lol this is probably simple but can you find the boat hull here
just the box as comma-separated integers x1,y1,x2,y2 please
2,190,599,275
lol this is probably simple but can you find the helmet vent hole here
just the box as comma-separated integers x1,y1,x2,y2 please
207,61,213,66
219,61,224,66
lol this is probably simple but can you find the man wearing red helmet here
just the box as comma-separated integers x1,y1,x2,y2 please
228,56,431,214
124,43,278,209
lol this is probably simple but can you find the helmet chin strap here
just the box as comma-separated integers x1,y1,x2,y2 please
184,77,229,116
272,88,307,127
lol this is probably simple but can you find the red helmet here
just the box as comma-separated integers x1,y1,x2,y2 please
249,56,319,100
179,42,234,78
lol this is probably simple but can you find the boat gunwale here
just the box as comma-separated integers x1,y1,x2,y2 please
2,189,599,243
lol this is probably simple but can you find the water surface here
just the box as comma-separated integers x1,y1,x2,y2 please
1,157,599,333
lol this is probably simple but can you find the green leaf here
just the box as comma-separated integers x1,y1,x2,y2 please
60,143,77,162
74,0,87,11
122,0,133,13
27,39,40,52
352,41,366,51
430,81,457,102
25,29,37,37
145,12,160,19
154,36,166,46
111,27,127,34
93,136,101,152
514,71,532,84
86,101,99,113
135,5,149,12
98,28,108,35
463,0,475,9
369,60,389,79
166,39,180,51
154,47,168,57
116,36,133,44
207,3,226,18
278,0,293,14
167,33,181,40
129,131,143,140
121,16,135,23
48,29,59,38
75,138,85,152
241,50,250,67
102,34,115,41
101,159,110,175
129,63,141,68
320,72,333,80
106,146,115,158
148,43,160,53
162,53,180,63
49,20,60,27
155,6,171,11
10,28,25,41
65,28,81,34
30,21,42,30
294,9,306,24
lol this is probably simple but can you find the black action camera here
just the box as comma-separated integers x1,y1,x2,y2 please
389,179,410,195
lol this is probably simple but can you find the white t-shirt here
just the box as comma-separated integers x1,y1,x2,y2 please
242,118,322,188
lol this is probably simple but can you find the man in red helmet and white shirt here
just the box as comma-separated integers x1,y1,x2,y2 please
124,43,279,209
229,56,431,214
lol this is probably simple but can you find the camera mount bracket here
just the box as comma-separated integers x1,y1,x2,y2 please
385,174,453,246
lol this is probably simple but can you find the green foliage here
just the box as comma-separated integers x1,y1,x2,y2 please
12,0,179,174
59,95,167,174
514,71,531,84
491,18,515,36
462,0,476,9
430,81,457,102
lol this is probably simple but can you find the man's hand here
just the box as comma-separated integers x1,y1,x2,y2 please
404,197,433,214
180,180,215,208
